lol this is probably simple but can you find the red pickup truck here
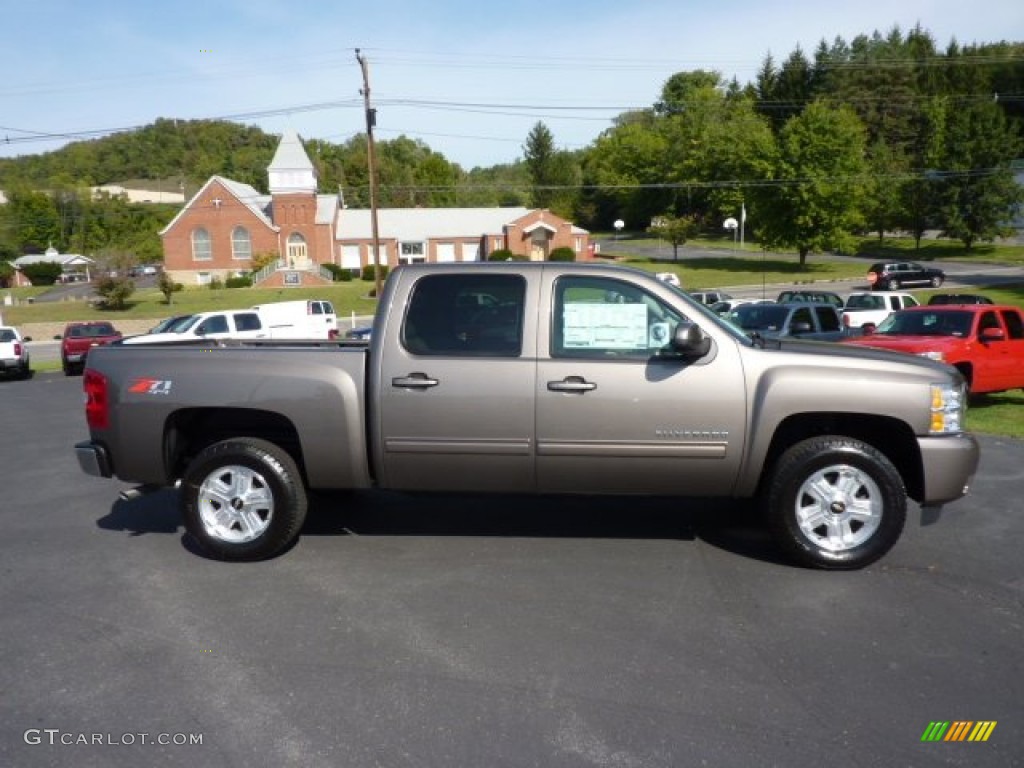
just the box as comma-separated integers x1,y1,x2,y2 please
842,304,1024,394
60,321,122,376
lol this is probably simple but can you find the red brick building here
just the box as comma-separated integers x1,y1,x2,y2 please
159,130,591,286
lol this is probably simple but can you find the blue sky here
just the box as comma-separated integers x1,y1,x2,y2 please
1,0,1021,170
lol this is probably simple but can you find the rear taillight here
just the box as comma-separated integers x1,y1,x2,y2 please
83,369,110,430
842,314,851,327
13,342,22,355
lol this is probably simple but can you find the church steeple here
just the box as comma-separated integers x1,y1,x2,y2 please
268,129,317,194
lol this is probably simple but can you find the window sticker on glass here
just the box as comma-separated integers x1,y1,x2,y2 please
563,303,648,349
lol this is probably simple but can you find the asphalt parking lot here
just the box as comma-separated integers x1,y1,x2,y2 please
1,372,1021,767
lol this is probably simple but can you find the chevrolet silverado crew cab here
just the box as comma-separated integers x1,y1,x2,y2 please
75,263,980,570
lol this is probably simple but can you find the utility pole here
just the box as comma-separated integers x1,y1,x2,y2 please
355,48,383,298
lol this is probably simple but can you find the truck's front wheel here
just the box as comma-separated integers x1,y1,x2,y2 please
182,438,307,561
763,436,906,570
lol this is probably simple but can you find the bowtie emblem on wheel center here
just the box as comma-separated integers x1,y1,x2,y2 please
830,500,847,515
231,497,245,510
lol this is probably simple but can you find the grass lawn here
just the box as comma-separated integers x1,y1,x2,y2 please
966,391,1024,439
2,281,380,327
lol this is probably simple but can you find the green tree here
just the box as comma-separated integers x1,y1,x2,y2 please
158,271,180,304
647,214,700,260
522,121,580,216
5,189,60,252
753,102,869,266
582,112,673,230
935,99,1024,248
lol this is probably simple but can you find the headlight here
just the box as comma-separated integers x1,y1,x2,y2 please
919,350,945,362
930,382,966,434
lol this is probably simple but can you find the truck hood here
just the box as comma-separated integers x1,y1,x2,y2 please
840,334,960,356
762,337,958,381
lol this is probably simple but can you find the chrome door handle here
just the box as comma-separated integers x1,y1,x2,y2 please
392,373,439,389
547,376,597,393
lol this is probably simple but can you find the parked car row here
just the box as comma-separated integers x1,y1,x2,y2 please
121,299,339,347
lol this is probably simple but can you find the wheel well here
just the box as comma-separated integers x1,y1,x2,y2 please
953,362,973,389
164,408,305,482
760,412,924,502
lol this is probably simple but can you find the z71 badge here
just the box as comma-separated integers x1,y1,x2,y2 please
127,378,173,395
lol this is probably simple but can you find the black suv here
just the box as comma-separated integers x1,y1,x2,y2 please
866,261,945,291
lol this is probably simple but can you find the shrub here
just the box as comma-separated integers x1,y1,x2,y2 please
361,264,389,282
487,248,515,261
158,271,183,304
208,277,224,290
322,263,352,282
549,247,576,262
225,276,252,288
93,276,135,310
20,261,64,286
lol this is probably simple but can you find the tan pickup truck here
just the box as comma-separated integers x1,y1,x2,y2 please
74,263,980,569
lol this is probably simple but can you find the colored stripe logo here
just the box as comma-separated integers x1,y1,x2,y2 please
921,721,997,742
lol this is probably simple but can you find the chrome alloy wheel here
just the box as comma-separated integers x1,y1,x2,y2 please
197,464,274,543
793,463,883,553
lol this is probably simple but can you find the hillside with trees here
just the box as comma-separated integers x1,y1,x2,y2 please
1,25,1022,269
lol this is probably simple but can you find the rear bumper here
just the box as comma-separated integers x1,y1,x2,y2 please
75,440,113,479
917,433,980,506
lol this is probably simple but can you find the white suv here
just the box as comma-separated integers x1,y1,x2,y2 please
842,291,919,330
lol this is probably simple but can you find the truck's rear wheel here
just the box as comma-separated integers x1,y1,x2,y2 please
763,436,906,570
182,437,307,561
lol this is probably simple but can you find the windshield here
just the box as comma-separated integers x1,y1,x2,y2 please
157,315,200,333
728,304,790,332
845,294,885,310
875,310,972,337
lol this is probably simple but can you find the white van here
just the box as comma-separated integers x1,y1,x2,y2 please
252,299,338,340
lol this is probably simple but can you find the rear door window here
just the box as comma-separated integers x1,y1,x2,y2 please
403,274,526,357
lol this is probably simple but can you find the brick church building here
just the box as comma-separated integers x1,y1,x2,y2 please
159,130,591,287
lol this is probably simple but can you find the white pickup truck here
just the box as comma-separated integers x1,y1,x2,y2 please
0,325,31,379
842,291,920,330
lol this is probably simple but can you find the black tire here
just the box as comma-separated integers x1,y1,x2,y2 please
182,437,307,561
62,357,74,376
931,276,943,288
762,436,906,570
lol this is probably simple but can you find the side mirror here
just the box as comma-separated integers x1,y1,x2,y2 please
54,334,62,340
670,322,711,358
980,327,1005,342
